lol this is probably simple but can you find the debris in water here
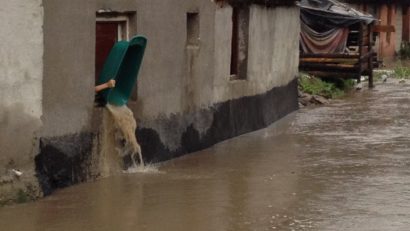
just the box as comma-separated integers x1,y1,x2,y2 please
355,82,363,90
381,74,388,83
11,169,22,177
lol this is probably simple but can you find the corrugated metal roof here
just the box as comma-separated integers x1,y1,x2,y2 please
298,0,376,23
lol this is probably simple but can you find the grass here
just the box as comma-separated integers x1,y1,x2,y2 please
394,64,410,80
15,189,29,204
0,192,27,207
299,73,352,99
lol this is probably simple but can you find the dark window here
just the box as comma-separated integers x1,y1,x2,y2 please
230,7,239,76
187,12,200,46
230,6,249,80
95,22,120,83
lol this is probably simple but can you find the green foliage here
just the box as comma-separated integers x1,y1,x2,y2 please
394,65,410,79
334,79,355,91
15,189,29,204
399,42,410,60
299,73,346,99
0,199,6,207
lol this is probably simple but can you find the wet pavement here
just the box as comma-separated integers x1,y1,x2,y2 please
1,82,410,230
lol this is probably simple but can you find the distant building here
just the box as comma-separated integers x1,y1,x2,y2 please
298,0,376,86
0,0,300,200
345,0,410,61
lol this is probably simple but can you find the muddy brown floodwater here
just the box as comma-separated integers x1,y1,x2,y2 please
1,82,410,231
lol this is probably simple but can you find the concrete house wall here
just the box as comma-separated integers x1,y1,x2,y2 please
0,1,44,201
42,0,96,138
134,2,300,162
0,0,300,200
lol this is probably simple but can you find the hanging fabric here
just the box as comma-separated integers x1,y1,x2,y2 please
300,22,349,54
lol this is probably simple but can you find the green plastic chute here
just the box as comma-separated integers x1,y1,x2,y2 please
97,36,147,106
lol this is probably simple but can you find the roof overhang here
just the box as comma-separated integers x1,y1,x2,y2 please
298,0,376,23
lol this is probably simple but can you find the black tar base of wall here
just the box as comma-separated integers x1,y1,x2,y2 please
35,133,94,196
138,78,298,163
35,79,298,194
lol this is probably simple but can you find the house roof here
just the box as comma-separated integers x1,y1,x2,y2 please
298,0,376,25
343,0,409,4
218,0,296,7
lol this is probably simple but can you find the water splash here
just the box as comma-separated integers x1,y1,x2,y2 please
106,104,144,166
123,163,162,174
99,104,144,176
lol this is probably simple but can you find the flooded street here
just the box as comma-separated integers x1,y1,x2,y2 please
2,82,410,231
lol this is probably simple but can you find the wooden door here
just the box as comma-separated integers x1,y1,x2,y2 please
95,22,119,83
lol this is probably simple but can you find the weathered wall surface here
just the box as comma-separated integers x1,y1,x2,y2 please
0,0,44,203
128,0,217,155
377,4,397,60
97,0,136,11
134,4,299,162
395,5,403,53
34,0,299,193
0,1,43,175
132,0,216,118
214,5,299,102
246,5,299,94
35,0,98,195
41,0,96,137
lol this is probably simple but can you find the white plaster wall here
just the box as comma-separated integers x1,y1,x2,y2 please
248,6,300,88
135,0,216,119
136,2,299,121
41,0,96,137
213,5,300,103
0,1,43,169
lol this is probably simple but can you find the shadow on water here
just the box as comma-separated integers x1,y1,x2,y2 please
1,82,410,230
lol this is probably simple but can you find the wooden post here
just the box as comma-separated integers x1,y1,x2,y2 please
358,22,364,83
404,5,410,42
368,23,374,88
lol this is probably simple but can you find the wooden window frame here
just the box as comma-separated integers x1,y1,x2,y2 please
96,16,130,41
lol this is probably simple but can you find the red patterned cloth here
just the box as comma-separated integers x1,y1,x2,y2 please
300,22,349,54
